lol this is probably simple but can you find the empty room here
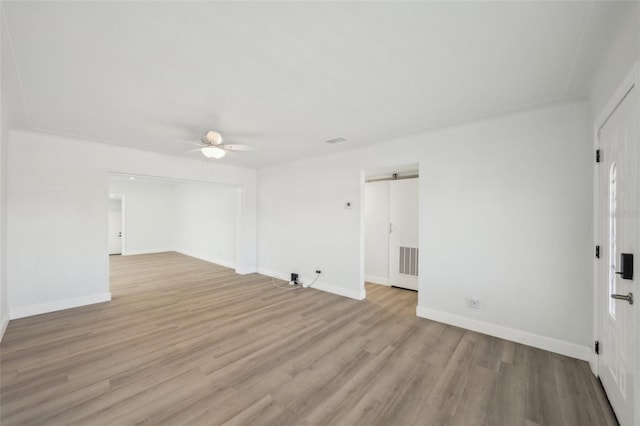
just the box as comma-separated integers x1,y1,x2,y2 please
0,1,639,425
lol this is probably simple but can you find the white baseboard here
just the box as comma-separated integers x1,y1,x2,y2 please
311,280,366,300
257,268,365,301
235,267,257,275
0,314,9,342
365,274,389,286
416,306,591,361
10,292,112,320
175,249,235,269
256,268,289,282
123,248,175,256
589,353,599,376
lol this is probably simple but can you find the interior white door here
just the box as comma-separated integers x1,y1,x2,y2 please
388,178,418,291
108,211,122,255
597,82,637,426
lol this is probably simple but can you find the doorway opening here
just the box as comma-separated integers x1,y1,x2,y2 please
363,163,419,299
106,172,242,295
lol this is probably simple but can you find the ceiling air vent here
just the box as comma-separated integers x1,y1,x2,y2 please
325,137,346,144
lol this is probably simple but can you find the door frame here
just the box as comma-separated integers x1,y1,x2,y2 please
360,163,421,301
591,61,639,418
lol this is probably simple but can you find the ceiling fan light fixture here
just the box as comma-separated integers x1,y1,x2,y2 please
205,130,223,145
201,146,226,159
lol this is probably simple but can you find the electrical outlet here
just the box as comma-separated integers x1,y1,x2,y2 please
470,299,479,309
315,269,322,274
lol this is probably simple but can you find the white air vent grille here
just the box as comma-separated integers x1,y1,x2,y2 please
325,137,346,144
399,247,418,276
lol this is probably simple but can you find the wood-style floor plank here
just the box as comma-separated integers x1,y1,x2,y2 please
0,252,618,425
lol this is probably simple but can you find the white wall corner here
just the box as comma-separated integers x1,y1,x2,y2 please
0,315,9,342
10,292,112,320
175,249,235,270
365,274,390,286
257,268,365,300
310,280,366,301
416,306,591,362
123,248,177,256
256,268,291,283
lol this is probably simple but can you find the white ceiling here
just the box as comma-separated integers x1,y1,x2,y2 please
1,1,628,168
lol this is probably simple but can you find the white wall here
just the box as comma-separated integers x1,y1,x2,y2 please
174,182,237,267
258,163,364,299
0,47,7,340
109,179,176,255
7,129,256,319
258,101,593,359
588,1,640,119
0,6,29,339
416,104,592,360
0,12,7,340
364,181,389,285
0,136,6,339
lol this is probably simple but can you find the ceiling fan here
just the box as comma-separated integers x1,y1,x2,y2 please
182,131,253,159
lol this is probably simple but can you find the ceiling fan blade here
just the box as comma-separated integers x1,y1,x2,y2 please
223,144,253,151
175,139,202,147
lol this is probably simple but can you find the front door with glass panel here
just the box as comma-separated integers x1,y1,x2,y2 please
597,79,637,426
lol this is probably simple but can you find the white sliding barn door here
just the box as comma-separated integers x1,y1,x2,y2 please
388,179,418,291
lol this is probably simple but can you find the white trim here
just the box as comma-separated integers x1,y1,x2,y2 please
416,306,591,361
594,64,639,132
589,353,599,376
358,171,367,301
120,193,127,255
365,274,389,286
10,292,112,320
257,268,366,301
0,315,9,342
592,101,601,375
235,267,257,275
234,187,244,276
176,249,235,269
122,248,176,256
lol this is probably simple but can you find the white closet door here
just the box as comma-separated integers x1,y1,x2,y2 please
108,211,122,255
388,179,418,290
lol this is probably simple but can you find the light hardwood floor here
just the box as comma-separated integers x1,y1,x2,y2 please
1,252,617,425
